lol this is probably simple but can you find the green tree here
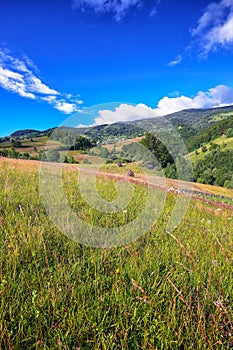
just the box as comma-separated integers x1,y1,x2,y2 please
209,142,219,151
226,128,233,138
197,169,214,185
9,147,19,158
140,133,173,168
70,136,96,151
43,148,60,162
201,145,207,153
224,176,233,188
11,138,22,148
165,163,177,179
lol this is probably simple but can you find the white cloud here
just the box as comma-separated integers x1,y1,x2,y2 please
151,84,233,115
76,123,91,128
0,66,24,82
0,47,83,114
54,101,78,114
27,76,59,95
167,55,182,67
72,0,161,21
0,66,36,99
90,85,233,125
40,95,57,102
95,103,159,125
191,0,233,56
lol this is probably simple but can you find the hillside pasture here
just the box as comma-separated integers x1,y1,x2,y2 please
0,157,232,349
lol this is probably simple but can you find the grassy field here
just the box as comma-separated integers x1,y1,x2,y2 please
100,137,144,152
0,136,62,156
190,135,233,162
0,158,233,349
77,161,233,199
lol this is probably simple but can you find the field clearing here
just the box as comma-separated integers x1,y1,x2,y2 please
190,135,233,162
0,136,61,154
2,157,233,199
100,136,144,151
0,157,233,349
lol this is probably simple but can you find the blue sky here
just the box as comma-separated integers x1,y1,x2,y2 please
1,0,233,136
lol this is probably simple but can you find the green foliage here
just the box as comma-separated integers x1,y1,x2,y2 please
176,124,196,140
226,127,233,138
67,155,78,164
70,136,96,151
106,158,114,164
11,138,22,148
224,176,233,188
193,149,233,188
84,123,144,142
0,149,8,157
209,142,219,151
51,129,76,145
42,148,60,162
201,145,208,153
98,147,110,159
187,116,233,151
21,152,30,160
165,163,177,179
41,149,78,164
140,133,174,168
121,142,148,163
50,129,96,151
8,147,19,158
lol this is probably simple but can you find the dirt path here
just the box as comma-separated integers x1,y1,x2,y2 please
1,157,233,211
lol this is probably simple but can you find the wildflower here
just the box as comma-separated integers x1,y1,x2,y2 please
4,239,8,244
214,299,226,311
116,268,120,275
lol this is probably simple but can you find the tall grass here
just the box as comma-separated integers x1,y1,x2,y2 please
0,159,232,349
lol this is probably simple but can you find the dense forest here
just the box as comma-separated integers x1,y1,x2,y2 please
193,149,233,188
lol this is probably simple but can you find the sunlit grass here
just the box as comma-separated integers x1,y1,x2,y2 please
190,135,233,162
0,158,232,349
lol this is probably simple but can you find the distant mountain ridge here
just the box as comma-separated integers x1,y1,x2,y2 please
5,105,233,142
5,127,56,140
10,129,41,138
131,105,233,130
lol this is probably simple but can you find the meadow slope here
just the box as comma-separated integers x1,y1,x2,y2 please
0,158,232,349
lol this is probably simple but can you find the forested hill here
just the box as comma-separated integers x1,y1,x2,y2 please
133,105,233,129
3,104,233,143
10,129,41,138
